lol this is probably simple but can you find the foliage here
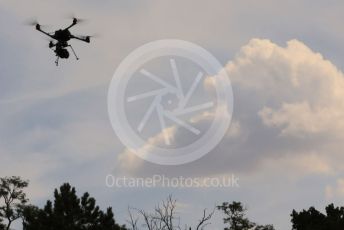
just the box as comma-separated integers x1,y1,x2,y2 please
22,183,126,230
0,176,29,230
291,204,344,230
217,201,274,230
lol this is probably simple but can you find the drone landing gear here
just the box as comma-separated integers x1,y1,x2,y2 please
53,45,80,66
69,45,79,61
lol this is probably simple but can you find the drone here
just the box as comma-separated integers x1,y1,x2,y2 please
31,18,91,66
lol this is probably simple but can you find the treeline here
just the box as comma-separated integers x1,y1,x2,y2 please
0,176,343,230
0,177,125,230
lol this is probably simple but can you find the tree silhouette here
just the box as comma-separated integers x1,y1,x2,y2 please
22,183,126,230
291,204,344,230
217,202,254,230
127,195,214,230
0,176,29,230
217,201,274,230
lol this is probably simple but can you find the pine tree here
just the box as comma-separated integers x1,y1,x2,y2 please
23,183,126,230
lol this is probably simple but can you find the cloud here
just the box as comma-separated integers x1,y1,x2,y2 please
325,179,344,200
115,112,215,174
260,151,334,177
228,39,344,137
116,126,178,172
115,38,344,182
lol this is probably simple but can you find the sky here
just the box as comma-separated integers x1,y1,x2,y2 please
1,0,344,229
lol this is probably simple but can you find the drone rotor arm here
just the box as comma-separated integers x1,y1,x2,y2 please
36,27,55,40
71,35,90,43
64,18,78,30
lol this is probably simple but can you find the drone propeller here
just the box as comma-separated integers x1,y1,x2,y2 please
24,18,49,30
65,13,87,24
24,18,39,26
75,33,99,41
89,33,100,38
72,35,90,43
74,17,87,24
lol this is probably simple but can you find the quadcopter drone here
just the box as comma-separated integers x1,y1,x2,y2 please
31,18,91,66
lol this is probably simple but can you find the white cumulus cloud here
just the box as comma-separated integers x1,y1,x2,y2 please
117,38,344,181
227,38,344,137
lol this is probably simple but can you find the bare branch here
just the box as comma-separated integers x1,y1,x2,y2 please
127,207,139,230
195,208,215,230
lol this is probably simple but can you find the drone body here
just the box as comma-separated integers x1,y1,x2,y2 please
34,18,91,66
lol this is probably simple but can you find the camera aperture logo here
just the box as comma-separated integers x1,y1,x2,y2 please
108,40,233,165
